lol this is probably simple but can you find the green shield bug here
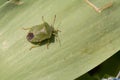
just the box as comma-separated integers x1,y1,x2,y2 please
23,15,60,50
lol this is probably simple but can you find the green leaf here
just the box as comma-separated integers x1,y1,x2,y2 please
0,0,119,80
76,51,120,80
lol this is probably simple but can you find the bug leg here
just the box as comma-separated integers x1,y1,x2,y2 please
29,45,39,50
57,35,61,46
22,27,31,30
47,39,50,49
29,43,41,50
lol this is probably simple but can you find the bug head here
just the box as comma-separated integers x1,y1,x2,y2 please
42,15,56,28
26,33,34,41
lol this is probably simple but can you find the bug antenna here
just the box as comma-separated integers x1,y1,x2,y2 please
52,15,56,28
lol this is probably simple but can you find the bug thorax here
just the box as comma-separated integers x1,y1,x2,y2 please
44,22,55,32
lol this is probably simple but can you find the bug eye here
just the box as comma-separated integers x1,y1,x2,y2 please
27,33,34,40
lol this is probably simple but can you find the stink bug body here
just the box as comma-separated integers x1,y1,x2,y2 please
24,15,60,50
